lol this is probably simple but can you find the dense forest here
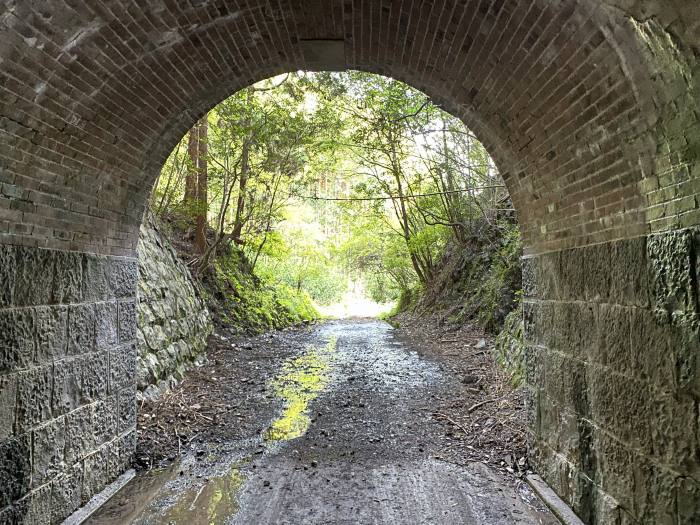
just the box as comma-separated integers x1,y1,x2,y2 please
149,71,523,374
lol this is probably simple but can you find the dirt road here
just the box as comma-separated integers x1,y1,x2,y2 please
88,320,557,524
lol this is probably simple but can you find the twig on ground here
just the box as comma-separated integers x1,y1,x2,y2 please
468,398,498,413
432,411,471,436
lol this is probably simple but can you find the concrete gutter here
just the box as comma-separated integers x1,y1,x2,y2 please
62,469,136,525
526,474,586,525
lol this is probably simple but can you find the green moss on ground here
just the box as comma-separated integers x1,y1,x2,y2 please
203,248,318,334
155,214,319,335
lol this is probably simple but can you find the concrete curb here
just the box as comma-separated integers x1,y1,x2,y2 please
62,469,136,525
526,474,585,525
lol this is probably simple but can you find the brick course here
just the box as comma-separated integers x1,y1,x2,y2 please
0,0,697,256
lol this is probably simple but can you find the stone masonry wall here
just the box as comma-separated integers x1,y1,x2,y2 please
0,246,138,523
136,215,211,401
523,228,700,524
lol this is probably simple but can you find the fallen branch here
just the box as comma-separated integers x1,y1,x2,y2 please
468,398,498,413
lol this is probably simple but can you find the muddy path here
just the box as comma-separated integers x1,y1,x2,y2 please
88,320,558,524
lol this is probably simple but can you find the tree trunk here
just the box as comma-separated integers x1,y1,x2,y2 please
185,122,199,204
232,89,254,245
194,115,208,254
231,135,250,245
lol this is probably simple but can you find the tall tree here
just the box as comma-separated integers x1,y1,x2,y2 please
185,122,199,203
194,115,209,253
231,88,253,245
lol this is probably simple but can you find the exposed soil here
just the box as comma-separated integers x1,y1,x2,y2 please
391,311,528,474
93,318,551,525
133,324,315,470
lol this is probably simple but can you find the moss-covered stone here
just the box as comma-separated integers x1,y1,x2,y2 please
494,305,525,386
135,214,212,400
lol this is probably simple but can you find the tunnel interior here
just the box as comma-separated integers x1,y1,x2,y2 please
1,1,700,523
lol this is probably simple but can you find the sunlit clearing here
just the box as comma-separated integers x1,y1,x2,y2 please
316,279,394,319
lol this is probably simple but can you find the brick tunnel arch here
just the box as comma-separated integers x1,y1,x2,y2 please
1,1,699,523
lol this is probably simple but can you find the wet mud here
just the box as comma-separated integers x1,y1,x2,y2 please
88,320,558,524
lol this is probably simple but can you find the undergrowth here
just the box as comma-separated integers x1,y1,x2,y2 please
391,217,525,384
203,248,318,334
158,212,319,335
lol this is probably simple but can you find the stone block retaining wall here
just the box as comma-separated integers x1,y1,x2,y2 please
524,229,700,523
135,215,212,401
0,246,137,523
0,216,212,522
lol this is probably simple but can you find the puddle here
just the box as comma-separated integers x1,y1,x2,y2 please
159,464,245,525
86,465,180,524
89,461,246,525
264,337,338,442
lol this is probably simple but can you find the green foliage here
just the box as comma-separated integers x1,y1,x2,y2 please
317,71,504,299
337,209,417,303
257,249,346,306
474,222,524,332
152,70,518,342
203,247,318,334
253,204,347,305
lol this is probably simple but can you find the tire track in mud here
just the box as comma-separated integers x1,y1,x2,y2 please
88,320,558,525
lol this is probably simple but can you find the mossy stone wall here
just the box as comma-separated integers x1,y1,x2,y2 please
136,215,212,401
